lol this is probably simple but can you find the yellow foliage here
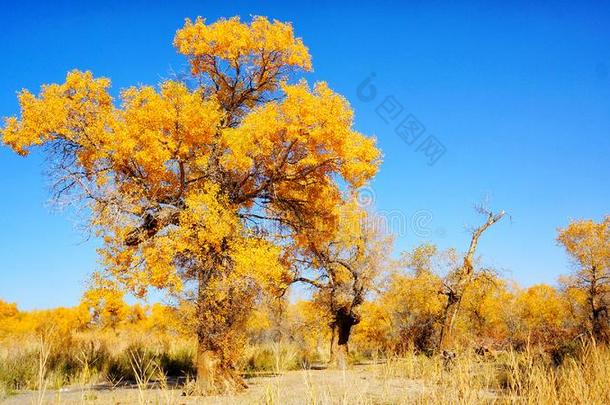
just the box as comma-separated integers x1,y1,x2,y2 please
557,217,610,341
355,269,445,353
82,273,128,328
0,304,90,339
174,16,312,76
557,216,610,272
459,276,514,344
514,284,570,345
0,300,18,319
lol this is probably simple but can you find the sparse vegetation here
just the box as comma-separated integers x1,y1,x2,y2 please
2,328,610,404
1,278,610,404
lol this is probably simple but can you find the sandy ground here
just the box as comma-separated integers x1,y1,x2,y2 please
1,365,428,404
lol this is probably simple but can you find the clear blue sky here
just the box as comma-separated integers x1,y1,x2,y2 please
1,1,608,310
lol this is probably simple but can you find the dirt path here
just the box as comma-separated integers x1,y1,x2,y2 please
2,366,426,404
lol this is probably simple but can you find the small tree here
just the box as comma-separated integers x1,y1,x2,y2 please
557,217,610,343
460,274,512,347
1,16,380,391
513,284,569,347
394,244,445,353
81,276,128,329
295,200,392,367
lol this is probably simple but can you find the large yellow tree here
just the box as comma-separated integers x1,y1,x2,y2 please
1,16,380,391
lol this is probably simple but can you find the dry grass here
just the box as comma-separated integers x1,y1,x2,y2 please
2,336,610,404
0,330,194,398
376,343,610,404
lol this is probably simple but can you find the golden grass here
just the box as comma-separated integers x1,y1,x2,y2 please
1,334,610,404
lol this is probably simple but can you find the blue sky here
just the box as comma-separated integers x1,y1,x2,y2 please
1,1,608,310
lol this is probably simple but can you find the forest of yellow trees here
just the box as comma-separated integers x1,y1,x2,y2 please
1,215,609,402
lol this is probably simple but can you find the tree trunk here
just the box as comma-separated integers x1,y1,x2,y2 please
195,267,247,394
195,340,246,394
328,307,359,369
591,306,605,343
438,292,461,351
588,270,608,343
329,323,337,363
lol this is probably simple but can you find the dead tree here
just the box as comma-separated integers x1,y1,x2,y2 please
437,207,505,351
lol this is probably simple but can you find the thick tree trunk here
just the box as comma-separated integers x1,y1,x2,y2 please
195,341,246,394
328,307,359,369
329,323,337,363
330,341,349,369
195,348,216,391
195,267,247,394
